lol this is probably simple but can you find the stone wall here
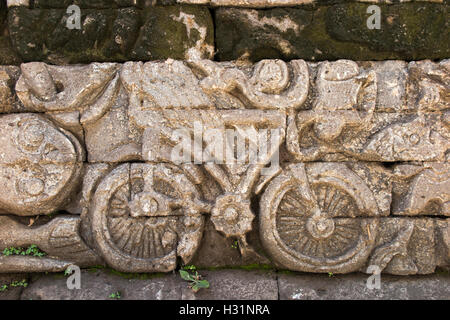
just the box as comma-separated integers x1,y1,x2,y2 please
0,1,448,63
0,0,448,277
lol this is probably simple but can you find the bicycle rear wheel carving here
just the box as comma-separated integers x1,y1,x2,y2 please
260,163,379,273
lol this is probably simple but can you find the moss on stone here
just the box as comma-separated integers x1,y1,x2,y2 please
7,5,214,64
216,3,449,61
33,0,146,9
326,3,449,60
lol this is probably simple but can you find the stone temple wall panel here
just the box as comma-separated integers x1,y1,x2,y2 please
0,57,448,274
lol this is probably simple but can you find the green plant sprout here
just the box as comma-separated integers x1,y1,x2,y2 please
109,291,122,299
179,266,210,293
64,266,74,276
2,245,46,257
182,265,197,271
10,279,28,288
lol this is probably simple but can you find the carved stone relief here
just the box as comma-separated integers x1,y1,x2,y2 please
89,163,206,272
0,59,448,275
392,163,450,216
0,113,83,216
260,163,380,273
0,215,101,272
407,60,449,113
286,60,449,162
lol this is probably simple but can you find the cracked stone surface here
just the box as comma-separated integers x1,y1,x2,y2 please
19,269,279,300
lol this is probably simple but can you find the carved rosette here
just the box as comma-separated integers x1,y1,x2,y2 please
211,194,254,237
0,113,83,216
260,163,379,273
90,163,204,272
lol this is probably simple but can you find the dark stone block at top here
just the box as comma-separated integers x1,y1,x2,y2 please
215,2,449,62
1,1,5,24
7,5,214,64
0,0,21,65
32,0,148,8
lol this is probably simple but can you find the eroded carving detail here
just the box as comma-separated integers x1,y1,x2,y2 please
287,60,449,161
0,59,447,275
0,113,83,216
408,59,449,112
138,108,286,258
90,163,206,272
367,218,439,275
191,59,309,111
0,215,101,272
393,163,450,216
288,111,449,162
368,219,416,275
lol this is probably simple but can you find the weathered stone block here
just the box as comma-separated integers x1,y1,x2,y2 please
181,270,278,300
435,219,450,270
0,66,20,113
367,218,438,275
8,6,214,63
392,163,450,216
0,113,84,216
0,60,448,275
278,273,450,300
215,3,449,61
6,0,29,7
369,60,408,113
0,215,101,270
32,0,147,8
0,1,21,65
407,60,449,112
10,60,450,164
20,270,182,300
326,3,449,59
178,0,445,7
287,112,449,162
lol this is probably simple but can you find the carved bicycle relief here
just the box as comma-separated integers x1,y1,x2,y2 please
0,60,447,275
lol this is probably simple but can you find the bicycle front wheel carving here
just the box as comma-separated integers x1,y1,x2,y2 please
91,163,204,272
260,163,379,273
